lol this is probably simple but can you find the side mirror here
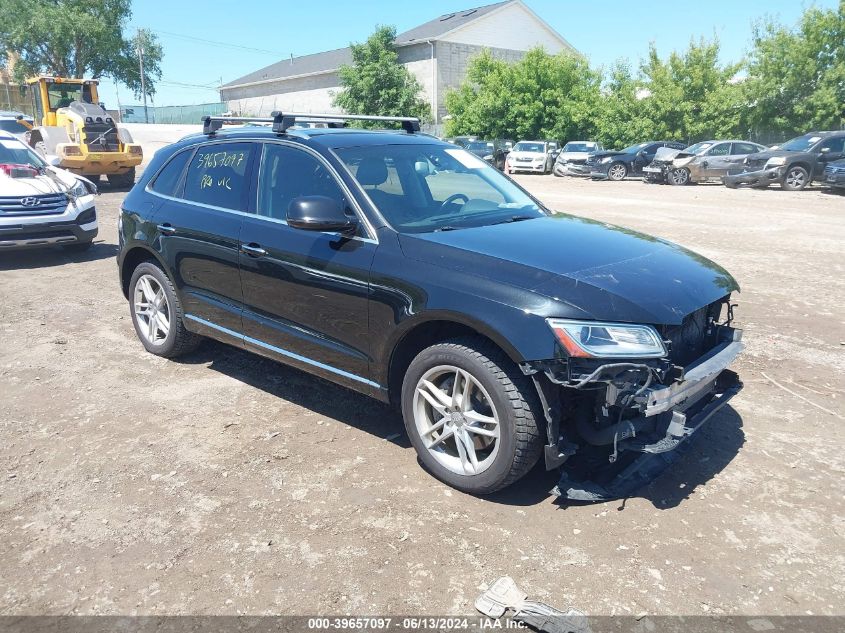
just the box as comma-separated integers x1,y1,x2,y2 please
414,160,433,176
287,196,357,234
820,147,830,153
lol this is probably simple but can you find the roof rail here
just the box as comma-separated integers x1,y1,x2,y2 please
269,112,421,134
202,112,422,136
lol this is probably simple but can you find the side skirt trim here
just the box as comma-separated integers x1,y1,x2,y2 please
184,313,381,389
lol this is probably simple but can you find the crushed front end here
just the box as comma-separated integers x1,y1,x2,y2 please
523,298,744,501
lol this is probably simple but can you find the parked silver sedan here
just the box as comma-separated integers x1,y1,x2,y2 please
644,140,767,185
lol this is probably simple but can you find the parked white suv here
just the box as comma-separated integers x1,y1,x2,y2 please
0,111,33,141
0,131,98,251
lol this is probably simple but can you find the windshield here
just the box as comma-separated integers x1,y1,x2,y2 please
0,137,46,167
780,134,823,152
46,83,95,109
0,119,31,134
620,142,649,154
562,142,596,152
513,142,545,153
335,144,545,234
684,142,713,155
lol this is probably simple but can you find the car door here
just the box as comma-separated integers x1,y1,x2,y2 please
699,142,733,178
815,136,845,179
724,142,763,176
151,141,256,337
238,141,377,387
632,143,660,174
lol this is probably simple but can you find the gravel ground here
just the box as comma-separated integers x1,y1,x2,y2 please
1,168,843,616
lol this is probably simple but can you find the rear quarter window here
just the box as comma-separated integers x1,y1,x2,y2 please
182,142,254,210
150,149,192,197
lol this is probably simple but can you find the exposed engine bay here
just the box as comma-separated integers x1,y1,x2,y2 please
523,298,744,501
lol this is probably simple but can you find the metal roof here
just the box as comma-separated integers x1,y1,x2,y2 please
221,1,514,89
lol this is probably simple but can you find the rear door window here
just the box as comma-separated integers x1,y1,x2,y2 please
183,142,254,210
732,143,760,155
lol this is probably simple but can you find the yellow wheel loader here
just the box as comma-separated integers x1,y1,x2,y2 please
22,76,142,186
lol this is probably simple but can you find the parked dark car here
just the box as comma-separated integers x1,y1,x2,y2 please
117,113,744,500
464,140,509,170
589,141,687,181
724,131,845,191
825,159,845,191
643,140,767,185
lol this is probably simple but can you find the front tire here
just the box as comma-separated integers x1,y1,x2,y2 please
607,162,628,181
669,167,691,186
129,261,200,358
782,165,809,191
401,338,543,494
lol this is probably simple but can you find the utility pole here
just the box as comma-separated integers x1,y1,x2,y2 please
136,29,148,123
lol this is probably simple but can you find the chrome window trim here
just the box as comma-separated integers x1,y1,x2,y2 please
185,313,380,389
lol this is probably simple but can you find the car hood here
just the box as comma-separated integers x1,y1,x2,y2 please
652,147,684,164
590,150,630,160
399,214,738,325
0,166,78,195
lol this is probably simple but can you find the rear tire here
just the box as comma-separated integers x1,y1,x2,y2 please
782,165,809,191
401,337,543,494
107,167,136,189
607,162,628,181
129,261,201,358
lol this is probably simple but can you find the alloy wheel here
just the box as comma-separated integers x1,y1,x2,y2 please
608,163,627,180
785,168,806,189
670,168,689,185
412,365,501,476
133,274,171,345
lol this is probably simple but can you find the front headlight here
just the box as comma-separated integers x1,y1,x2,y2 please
547,319,667,358
599,157,613,164
70,179,88,197
766,157,786,167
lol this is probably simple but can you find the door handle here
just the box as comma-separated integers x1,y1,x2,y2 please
241,243,267,258
156,223,176,236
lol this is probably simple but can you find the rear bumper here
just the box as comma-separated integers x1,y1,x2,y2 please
60,149,142,176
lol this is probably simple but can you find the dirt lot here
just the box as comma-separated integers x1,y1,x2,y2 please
1,169,843,616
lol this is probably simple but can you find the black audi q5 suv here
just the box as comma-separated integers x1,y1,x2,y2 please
117,113,744,499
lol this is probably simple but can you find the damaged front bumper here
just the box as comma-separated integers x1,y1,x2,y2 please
723,166,784,188
525,325,744,501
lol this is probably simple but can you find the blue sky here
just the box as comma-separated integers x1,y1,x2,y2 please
100,0,836,107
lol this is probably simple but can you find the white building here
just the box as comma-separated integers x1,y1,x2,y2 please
219,0,576,123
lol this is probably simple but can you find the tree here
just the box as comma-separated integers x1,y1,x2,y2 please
445,47,601,141
637,38,746,143
594,61,656,148
0,0,163,99
746,1,845,135
333,26,431,124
